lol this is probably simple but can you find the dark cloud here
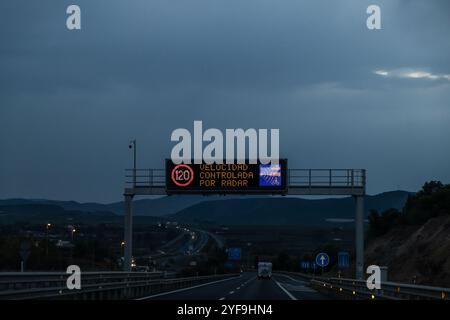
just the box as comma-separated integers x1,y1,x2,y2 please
0,0,449,202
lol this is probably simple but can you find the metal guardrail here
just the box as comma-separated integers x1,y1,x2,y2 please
0,272,238,300
125,168,366,189
288,169,365,188
312,277,450,300
0,271,168,299
125,169,165,187
278,272,449,300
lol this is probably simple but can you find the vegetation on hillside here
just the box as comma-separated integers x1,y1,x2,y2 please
368,181,450,238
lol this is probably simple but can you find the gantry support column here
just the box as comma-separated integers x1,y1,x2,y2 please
124,193,134,271
355,195,365,280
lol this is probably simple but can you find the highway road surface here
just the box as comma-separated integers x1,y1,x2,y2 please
139,272,330,300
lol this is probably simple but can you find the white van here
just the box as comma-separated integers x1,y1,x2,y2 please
257,262,272,280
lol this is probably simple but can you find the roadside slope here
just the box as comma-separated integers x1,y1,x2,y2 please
365,214,450,287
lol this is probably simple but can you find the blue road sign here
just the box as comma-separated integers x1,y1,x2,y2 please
300,261,310,269
227,248,242,261
315,252,330,267
338,252,350,269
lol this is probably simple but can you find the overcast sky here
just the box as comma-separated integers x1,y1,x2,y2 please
0,0,449,203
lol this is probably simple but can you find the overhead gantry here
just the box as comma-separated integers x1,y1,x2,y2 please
123,168,366,279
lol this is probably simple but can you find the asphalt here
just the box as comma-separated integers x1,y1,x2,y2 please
141,272,329,300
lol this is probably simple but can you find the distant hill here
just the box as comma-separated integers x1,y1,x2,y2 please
0,191,411,225
0,203,161,225
0,195,259,217
0,199,112,213
0,204,117,225
107,195,208,216
0,196,207,217
169,191,412,226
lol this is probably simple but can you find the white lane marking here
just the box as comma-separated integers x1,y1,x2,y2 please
219,297,225,300
275,281,298,301
274,273,307,283
273,273,319,293
136,275,241,300
282,283,317,293
229,291,235,294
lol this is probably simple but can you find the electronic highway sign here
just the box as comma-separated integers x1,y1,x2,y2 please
165,159,288,194
300,261,310,270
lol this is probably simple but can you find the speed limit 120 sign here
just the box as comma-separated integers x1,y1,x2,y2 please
165,159,288,194
171,164,194,187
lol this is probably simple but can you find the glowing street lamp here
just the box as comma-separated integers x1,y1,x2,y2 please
128,139,137,187
45,223,52,257
120,241,125,256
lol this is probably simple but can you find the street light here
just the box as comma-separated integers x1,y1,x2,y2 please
120,241,125,256
71,228,76,241
247,242,252,270
129,139,137,187
45,223,52,257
